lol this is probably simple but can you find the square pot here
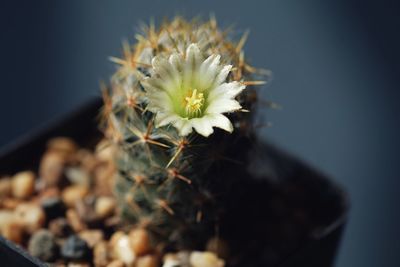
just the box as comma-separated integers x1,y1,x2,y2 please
0,98,349,267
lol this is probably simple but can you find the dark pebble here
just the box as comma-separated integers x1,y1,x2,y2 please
61,235,91,261
49,218,72,237
75,200,101,228
28,229,58,262
41,197,66,221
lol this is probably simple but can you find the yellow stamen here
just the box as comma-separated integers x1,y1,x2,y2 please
184,89,204,116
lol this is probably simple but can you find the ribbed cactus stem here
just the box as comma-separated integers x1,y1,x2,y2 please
102,16,265,249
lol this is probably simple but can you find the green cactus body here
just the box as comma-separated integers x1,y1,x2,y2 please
102,16,265,250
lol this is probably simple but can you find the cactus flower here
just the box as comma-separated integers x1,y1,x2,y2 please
142,43,245,137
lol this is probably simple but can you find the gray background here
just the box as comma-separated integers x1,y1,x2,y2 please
1,1,399,266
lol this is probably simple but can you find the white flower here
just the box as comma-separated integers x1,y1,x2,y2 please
142,43,245,137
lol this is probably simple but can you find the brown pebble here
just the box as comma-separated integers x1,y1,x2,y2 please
0,177,12,198
95,140,115,162
67,263,91,267
93,163,115,196
206,237,229,259
110,231,136,265
1,197,22,209
66,209,87,232
15,203,46,234
40,151,66,187
129,228,151,256
0,211,23,244
48,137,78,156
75,149,98,173
11,171,35,199
0,210,14,225
136,255,159,267
95,196,116,218
75,200,101,227
106,260,125,267
189,251,225,267
2,221,24,244
78,229,104,248
62,185,89,208
49,218,72,237
39,187,61,201
93,241,109,267
65,167,90,186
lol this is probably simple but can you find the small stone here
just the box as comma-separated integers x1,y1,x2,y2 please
15,203,46,234
129,228,151,256
11,171,35,199
65,167,90,186
93,241,109,267
93,164,115,196
0,211,23,244
0,210,15,227
95,140,115,162
0,177,12,198
189,251,225,267
28,229,58,262
61,235,91,261
162,252,190,267
3,222,24,244
1,197,22,209
47,137,78,156
95,196,116,218
67,263,90,267
66,209,87,232
40,151,66,187
104,216,121,229
110,231,136,266
136,255,159,267
75,149,98,173
48,263,66,267
106,260,124,267
6,222,24,244
206,237,229,259
49,218,73,237
78,230,104,249
75,200,101,228
62,185,89,208
41,197,66,221
39,187,61,200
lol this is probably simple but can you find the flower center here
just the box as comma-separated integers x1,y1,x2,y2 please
184,89,204,117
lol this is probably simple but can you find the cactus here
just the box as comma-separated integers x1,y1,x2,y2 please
101,16,266,250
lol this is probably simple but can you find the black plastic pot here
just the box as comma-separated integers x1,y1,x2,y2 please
0,98,349,267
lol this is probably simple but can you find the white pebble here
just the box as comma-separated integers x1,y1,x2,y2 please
190,251,225,267
110,232,136,266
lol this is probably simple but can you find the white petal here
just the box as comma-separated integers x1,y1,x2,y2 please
212,65,232,87
169,53,183,72
208,81,245,100
183,44,202,89
173,118,193,136
155,112,180,127
151,56,181,92
206,114,233,133
185,44,202,66
197,54,221,89
146,90,173,112
205,98,242,114
200,54,220,75
143,77,165,91
191,118,214,137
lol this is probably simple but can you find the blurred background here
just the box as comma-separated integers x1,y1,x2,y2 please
1,0,399,266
